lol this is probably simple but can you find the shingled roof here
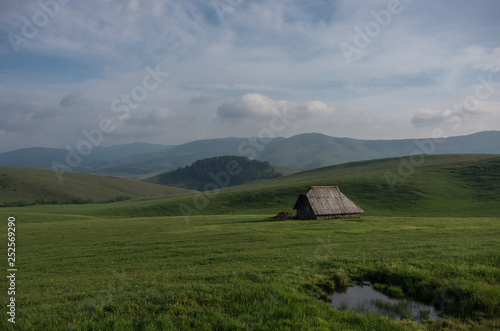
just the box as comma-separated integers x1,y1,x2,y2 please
293,186,364,216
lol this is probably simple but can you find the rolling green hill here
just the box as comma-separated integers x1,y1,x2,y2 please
0,166,192,206
70,154,500,219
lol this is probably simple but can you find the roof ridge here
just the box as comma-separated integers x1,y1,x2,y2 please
297,185,364,215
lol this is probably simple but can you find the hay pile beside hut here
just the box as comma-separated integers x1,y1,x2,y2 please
270,211,296,219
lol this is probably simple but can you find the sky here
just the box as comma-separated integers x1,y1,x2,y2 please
0,0,499,152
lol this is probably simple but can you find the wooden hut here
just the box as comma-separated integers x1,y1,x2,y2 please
293,186,364,220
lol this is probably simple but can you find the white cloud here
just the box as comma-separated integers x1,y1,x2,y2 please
217,94,283,121
216,94,335,123
300,101,336,117
411,108,453,128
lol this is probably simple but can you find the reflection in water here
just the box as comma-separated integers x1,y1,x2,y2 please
330,283,439,323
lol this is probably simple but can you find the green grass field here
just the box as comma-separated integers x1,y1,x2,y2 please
1,154,499,330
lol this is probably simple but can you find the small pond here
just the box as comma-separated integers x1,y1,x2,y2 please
330,283,439,323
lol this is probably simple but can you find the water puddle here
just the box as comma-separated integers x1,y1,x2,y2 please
330,282,439,323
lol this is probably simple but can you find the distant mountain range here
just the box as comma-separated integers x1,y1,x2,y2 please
1,131,499,178
0,142,170,170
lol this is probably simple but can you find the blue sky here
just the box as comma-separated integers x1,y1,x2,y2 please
1,0,499,152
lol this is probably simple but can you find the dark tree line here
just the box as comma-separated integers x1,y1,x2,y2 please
0,196,131,208
163,155,281,190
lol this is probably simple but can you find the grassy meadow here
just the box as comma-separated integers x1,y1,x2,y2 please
0,166,192,206
1,154,499,330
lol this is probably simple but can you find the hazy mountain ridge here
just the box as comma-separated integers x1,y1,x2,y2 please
259,131,500,169
0,131,499,177
0,143,172,169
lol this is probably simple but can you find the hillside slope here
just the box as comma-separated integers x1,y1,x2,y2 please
0,166,192,206
81,154,500,219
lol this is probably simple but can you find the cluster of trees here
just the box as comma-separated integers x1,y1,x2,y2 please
0,198,92,208
159,155,282,190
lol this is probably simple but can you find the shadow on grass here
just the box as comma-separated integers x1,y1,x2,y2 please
234,218,290,224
